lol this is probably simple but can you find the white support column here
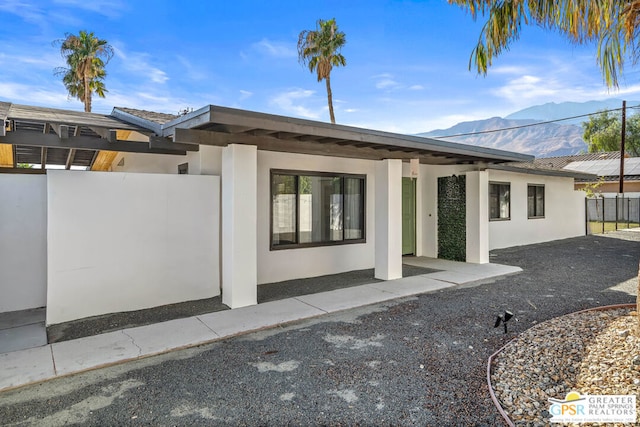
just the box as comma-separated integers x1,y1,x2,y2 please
375,159,403,280
410,159,423,257
222,144,257,308
466,170,489,264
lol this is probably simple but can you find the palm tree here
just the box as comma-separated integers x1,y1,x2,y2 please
56,30,113,112
61,63,108,105
449,0,640,87
297,18,347,124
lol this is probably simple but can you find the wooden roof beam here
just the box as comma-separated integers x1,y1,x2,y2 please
89,127,117,142
149,135,199,152
0,130,187,155
88,150,99,170
40,147,47,169
65,149,76,170
50,123,69,139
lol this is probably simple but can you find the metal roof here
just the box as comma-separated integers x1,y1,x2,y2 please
563,157,640,177
116,104,534,165
532,151,621,169
490,162,597,180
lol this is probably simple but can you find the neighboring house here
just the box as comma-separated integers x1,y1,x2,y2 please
528,151,640,194
0,103,592,326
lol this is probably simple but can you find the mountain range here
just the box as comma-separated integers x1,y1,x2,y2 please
418,99,637,158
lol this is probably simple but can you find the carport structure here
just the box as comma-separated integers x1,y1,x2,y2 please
0,102,191,172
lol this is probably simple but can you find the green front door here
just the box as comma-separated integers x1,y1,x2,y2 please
402,177,416,255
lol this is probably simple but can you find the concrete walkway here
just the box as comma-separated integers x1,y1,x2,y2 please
0,258,521,393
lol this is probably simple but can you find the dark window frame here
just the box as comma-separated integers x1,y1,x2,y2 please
178,162,189,174
270,169,366,250
489,181,511,221
527,184,545,219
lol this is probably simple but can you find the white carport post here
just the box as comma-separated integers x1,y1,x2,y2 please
222,143,257,308
375,158,403,280
465,170,489,264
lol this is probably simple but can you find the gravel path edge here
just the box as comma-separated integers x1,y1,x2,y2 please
486,303,637,427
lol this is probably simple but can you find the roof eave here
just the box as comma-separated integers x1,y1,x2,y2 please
489,163,597,180
158,104,533,163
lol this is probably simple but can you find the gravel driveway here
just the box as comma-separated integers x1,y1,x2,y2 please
1,231,638,426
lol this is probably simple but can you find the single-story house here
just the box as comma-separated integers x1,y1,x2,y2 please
529,151,640,194
0,103,593,326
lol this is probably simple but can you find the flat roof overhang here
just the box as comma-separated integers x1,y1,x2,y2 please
117,104,534,165
0,103,195,170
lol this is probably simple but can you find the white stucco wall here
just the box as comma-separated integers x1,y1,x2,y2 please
46,170,220,325
0,174,47,312
488,170,585,250
113,146,222,175
257,151,376,284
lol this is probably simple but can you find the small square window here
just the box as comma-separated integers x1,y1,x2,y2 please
178,163,188,174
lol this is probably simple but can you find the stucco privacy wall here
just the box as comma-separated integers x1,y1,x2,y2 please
488,170,585,250
112,146,222,175
46,170,220,325
0,174,47,312
257,151,376,284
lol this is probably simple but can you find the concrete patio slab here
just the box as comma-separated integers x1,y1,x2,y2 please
424,264,521,285
0,307,45,330
0,323,48,354
367,275,453,296
198,298,326,338
295,284,397,312
0,345,55,391
123,317,220,356
424,270,490,285
403,258,521,278
51,330,141,375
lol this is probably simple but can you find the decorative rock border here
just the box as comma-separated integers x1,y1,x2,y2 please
486,303,637,426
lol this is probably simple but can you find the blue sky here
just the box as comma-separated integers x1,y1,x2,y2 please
1,0,639,133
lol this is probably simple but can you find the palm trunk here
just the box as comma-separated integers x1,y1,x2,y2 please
637,261,639,335
84,77,91,112
325,74,335,124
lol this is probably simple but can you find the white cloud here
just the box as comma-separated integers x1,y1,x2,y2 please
0,81,75,109
239,90,253,100
608,82,640,96
269,89,323,119
252,38,297,58
52,0,127,18
0,1,46,24
408,85,424,91
113,46,169,85
0,51,65,72
493,75,557,101
373,73,401,90
491,65,531,75
176,55,207,81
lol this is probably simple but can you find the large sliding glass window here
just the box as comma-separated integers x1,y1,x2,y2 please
271,170,366,249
